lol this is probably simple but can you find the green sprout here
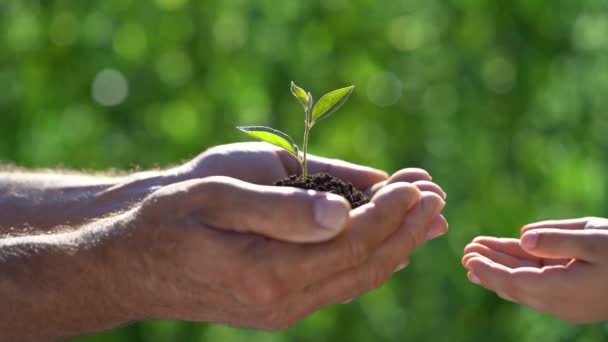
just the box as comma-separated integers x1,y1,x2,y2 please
238,82,355,180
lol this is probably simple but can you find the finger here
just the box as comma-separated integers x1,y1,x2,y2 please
413,181,446,199
521,218,589,234
463,245,540,269
467,237,537,261
371,192,445,271
273,193,445,323
583,217,608,230
265,182,423,294
370,180,445,200
277,149,388,191
466,237,570,267
182,176,351,243
520,229,608,262
464,254,566,305
388,168,432,183
426,214,449,241
366,168,432,197
467,271,520,303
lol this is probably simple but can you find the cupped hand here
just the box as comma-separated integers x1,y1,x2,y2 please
108,173,446,330
174,142,446,200
463,217,608,324
179,142,448,241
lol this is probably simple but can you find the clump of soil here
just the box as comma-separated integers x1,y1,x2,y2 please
275,173,370,208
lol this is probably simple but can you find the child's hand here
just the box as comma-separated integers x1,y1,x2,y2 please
463,217,608,324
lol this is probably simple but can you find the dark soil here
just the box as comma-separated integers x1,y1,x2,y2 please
275,173,370,208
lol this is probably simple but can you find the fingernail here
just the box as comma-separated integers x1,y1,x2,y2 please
470,273,481,285
395,261,410,272
419,194,446,216
425,215,448,240
342,298,354,304
521,232,538,250
314,194,349,231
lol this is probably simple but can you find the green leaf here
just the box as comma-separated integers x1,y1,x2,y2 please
237,126,300,158
290,81,309,111
311,85,355,124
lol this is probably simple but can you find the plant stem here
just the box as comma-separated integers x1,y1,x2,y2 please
302,123,311,181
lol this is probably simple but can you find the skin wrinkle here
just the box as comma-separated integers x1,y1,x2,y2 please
0,168,174,232
0,213,135,341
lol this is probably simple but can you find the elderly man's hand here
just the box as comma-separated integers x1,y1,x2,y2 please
104,171,446,330
173,142,448,242
0,142,448,340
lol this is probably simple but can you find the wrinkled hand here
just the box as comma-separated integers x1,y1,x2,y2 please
173,142,447,236
463,217,608,324
107,164,446,330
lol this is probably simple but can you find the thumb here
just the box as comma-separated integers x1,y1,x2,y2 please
198,176,351,243
520,228,608,262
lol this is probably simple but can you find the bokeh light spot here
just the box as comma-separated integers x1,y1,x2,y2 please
91,69,129,106
423,83,460,116
155,50,193,87
366,72,403,107
49,11,79,47
213,14,247,52
83,12,113,46
387,15,435,51
160,102,200,143
6,11,41,51
113,23,148,61
572,14,608,52
61,105,96,142
481,56,516,94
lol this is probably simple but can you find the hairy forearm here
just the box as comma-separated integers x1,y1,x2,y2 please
0,169,177,232
0,212,136,342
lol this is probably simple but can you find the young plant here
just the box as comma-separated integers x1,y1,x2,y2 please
238,82,355,180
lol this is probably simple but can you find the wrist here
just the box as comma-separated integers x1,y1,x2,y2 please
63,170,179,227
0,213,138,340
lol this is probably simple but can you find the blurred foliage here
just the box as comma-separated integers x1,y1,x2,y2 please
2,0,608,341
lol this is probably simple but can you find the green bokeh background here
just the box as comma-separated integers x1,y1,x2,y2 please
3,0,608,341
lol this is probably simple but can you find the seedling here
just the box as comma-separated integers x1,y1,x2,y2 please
238,82,355,180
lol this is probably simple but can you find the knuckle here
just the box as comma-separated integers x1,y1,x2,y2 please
393,183,422,208
198,177,228,199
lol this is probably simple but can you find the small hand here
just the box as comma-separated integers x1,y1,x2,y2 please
108,174,445,330
463,217,608,324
